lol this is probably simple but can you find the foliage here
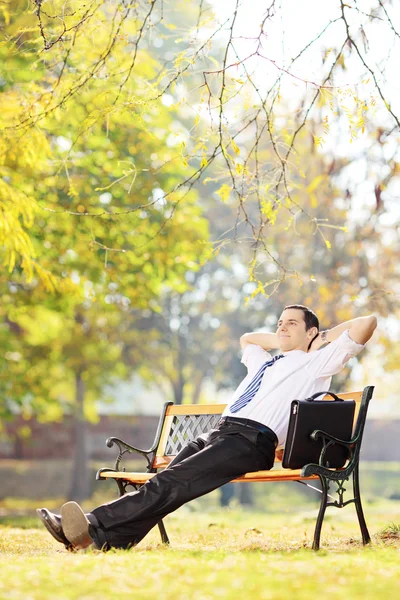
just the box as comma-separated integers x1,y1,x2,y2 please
0,0,209,291
0,0,211,417
1,0,400,294
0,0,212,496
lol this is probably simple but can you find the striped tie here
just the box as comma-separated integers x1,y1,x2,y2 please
230,354,285,413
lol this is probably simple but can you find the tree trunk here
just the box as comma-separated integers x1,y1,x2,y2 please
172,333,185,404
172,378,184,405
192,371,204,404
68,373,91,501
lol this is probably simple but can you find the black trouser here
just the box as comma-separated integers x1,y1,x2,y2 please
91,419,277,549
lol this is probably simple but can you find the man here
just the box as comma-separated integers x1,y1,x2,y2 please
37,304,377,551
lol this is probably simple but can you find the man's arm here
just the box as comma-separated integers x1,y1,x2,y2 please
310,315,377,351
240,332,280,351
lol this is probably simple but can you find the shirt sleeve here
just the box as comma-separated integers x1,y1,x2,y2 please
305,329,365,379
241,344,272,376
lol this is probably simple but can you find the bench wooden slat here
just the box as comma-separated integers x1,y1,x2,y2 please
99,470,319,484
165,404,227,416
231,470,318,482
165,394,361,415
156,415,174,458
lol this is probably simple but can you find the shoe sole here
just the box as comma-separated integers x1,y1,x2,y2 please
36,508,70,547
61,502,93,550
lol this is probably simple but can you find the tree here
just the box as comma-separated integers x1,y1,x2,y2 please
0,1,211,499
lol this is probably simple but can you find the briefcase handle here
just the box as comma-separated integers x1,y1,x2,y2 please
306,391,344,402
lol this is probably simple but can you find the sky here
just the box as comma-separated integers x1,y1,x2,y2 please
208,1,400,205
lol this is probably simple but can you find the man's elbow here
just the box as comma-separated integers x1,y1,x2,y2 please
365,315,378,335
367,315,378,339
352,315,377,345
240,333,251,349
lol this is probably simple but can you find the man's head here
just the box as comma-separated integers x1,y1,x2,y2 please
276,305,319,353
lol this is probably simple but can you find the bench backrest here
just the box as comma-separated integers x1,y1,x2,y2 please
151,391,364,469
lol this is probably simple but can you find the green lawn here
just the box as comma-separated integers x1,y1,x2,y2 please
0,501,399,600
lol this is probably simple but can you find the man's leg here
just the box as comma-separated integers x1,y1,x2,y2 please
167,433,210,467
86,422,276,549
37,435,208,548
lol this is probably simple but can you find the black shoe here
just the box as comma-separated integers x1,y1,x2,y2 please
60,501,94,550
36,508,72,549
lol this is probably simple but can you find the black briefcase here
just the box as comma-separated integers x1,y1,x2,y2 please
282,391,355,469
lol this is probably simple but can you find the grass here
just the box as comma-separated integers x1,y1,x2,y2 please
0,500,400,600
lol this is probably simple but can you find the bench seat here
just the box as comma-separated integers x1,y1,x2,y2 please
98,468,318,484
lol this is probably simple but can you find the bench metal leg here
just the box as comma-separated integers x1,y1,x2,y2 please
353,464,371,545
103,480,170,544
312,476,329,550
157,519,170,544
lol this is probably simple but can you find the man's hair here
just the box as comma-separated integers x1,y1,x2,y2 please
283,304,319,332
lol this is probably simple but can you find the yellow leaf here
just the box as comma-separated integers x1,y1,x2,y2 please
174,51,186,68
68,184,79,197
1,7,10,25
306,174,325,194
312,135,324,148
261,200,277,225
200,157,208,168
231,140,240,155
216,184,231,202
236,163,243,175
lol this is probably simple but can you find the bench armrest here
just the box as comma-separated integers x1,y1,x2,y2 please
310,429,353,448
310,429,354,469
106,437,154,471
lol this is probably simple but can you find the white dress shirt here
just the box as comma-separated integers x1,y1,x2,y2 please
223,329,365,447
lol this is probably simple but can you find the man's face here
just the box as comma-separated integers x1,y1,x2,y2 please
276,308,317,352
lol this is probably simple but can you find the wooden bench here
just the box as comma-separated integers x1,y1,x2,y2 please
97,385,374,550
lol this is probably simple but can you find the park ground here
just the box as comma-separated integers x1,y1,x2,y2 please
0,496,399,600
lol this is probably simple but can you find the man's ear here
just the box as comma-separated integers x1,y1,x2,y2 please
307,327,320,352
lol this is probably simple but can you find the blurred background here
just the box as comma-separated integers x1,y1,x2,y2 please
0,0,399,515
